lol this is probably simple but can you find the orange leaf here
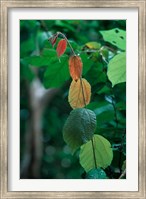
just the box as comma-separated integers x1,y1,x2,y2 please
68,78,91,109
56,39,67,57
69,55,83,80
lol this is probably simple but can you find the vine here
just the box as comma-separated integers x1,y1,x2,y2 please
48,32,113,178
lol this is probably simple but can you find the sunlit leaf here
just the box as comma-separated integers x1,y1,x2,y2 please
107,52,126,87
100,28,126,50
69,55,83,80
79,134,113,172
68,78,91,109
56,39,67,57
63,108,96,154
85,41,101,50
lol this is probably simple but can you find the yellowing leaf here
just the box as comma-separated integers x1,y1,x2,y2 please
68,78,91,109
85,42,101,50
69,55,83,80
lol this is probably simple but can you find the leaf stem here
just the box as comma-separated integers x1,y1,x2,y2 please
111,97,118,129
79,77,87,108
91,137,98,169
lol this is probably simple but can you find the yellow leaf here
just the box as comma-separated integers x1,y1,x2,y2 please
85,42,101,50
68,78,91,109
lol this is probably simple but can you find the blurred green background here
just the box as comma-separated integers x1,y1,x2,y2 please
20,20,126,179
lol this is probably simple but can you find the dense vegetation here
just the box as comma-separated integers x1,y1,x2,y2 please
20,20,126,179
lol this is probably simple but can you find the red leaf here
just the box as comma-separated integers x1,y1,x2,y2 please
56,39,67,57
69,55,83,80
49,34,58,47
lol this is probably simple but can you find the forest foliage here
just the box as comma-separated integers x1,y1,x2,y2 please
20,20,126,179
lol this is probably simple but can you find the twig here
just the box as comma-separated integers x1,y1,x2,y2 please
119,169,126,179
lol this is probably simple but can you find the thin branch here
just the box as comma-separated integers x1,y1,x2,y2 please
91,137,98,169
79,77,87,108
119,169,126,179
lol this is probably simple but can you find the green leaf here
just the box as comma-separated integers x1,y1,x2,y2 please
80,53,94,75
85,63,107,86
41,49,57,57
96,128,125,143
43,55,70,88
97,85,111,95
100,28,126,50
63,108,96,154
24,56,50,67
107,52,126,87
79,134,113,172
20,37,35,57
116,101,126,110
87,101,115,126
86,168,108,179
24,49,57,67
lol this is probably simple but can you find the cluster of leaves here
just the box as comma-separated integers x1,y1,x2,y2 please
21,20,126,179
48,32,113,178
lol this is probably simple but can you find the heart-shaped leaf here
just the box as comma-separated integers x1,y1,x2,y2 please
63,108,96,154
100,28,126,50
107,52,126,87
68,78,91,109
79,134,113,172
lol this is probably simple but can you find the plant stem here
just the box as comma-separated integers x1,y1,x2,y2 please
111,97,118,129
79,78,97,169
79,77,87,108
91,137,98,169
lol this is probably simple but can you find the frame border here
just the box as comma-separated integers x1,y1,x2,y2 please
0,0,146,198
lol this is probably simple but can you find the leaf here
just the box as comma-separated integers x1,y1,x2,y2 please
43,55,70,88
24,56,50,67
100,28,126,50
85,62,107,86
49,33,58,47
20,36,35,58
69,55,83,80
79,134,113,172
68,78,91,109
80,53,94,75
63,108,96,154
107,52,126,87
24,49,57,67
41,49,57,57
86,168,108,179
87,101,115,127
56,39,67,57
85,42,101,50
97,85,111,95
